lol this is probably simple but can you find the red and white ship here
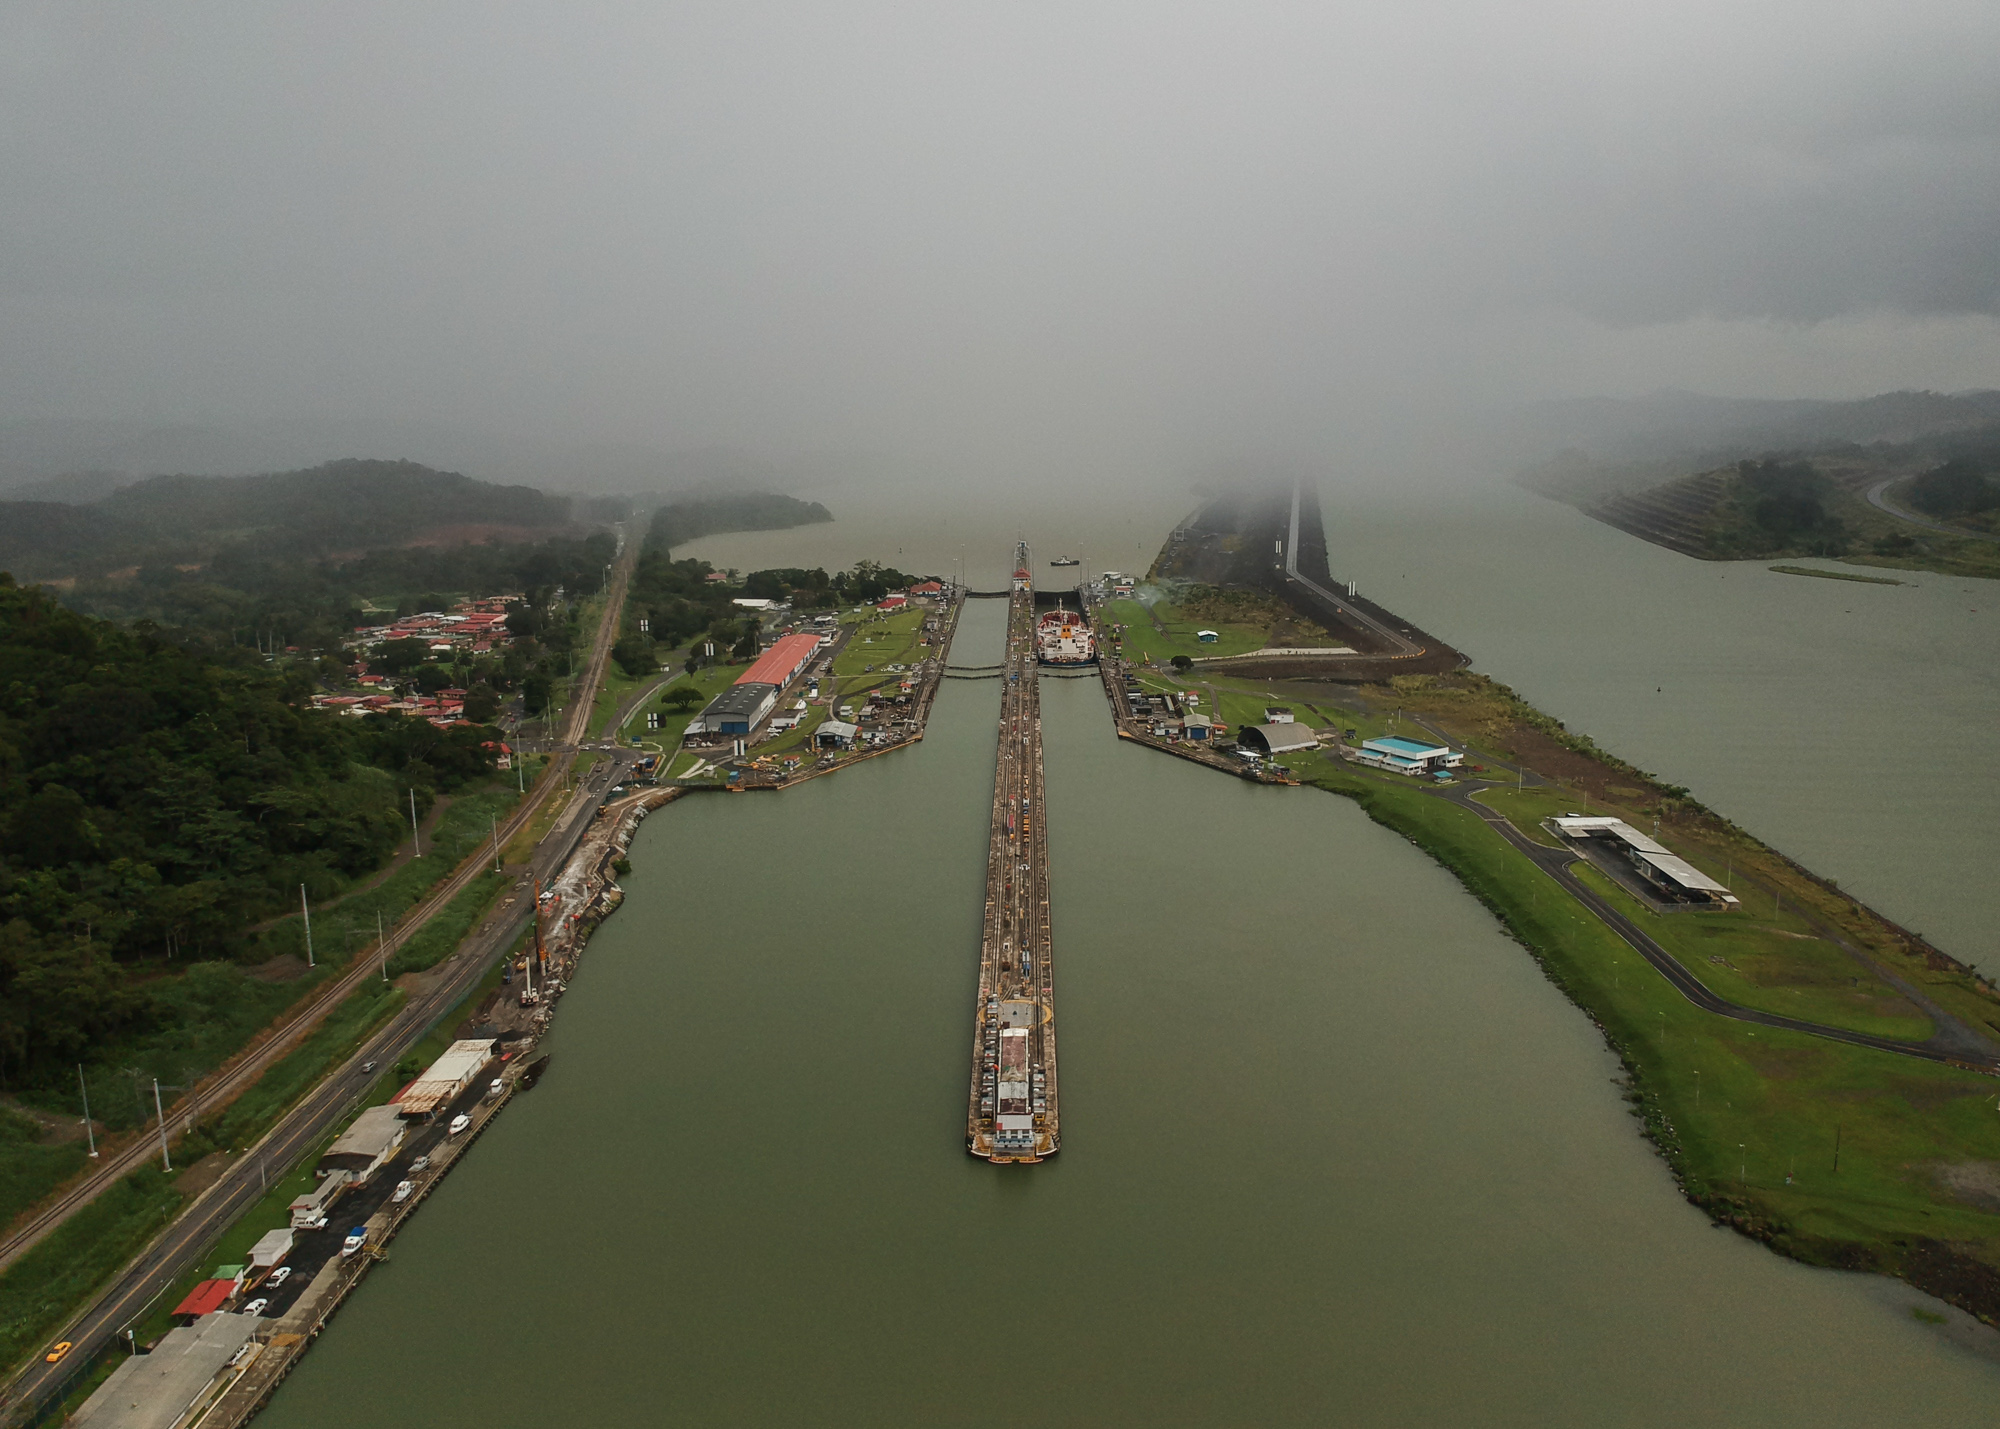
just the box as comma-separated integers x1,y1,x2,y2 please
1036,605,1096,666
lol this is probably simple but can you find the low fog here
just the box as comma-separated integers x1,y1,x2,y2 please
4,2,1998,492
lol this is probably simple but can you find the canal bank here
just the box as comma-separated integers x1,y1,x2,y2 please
252,596,2000,1428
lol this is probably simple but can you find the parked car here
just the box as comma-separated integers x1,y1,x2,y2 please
303,1215,329,1231
340,1228,368,1257
410,1155,429,1173
392,1180,414,1204
244,1298,269,1316
448,1113,471,1136
266,1266,292,1288
44,1342,72,1365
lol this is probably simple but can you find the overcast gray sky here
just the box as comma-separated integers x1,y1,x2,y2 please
4,1,1998,486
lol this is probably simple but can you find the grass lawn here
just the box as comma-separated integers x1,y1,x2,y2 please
1100,598,1268,663
1308,761,2000,1281
116,936,523,1364
1568,864,1934,1041
0,973,411,1380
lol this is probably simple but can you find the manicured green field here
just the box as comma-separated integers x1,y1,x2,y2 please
1100,598,1267,662
1309,761,2000,1276
1567,864,1935,1041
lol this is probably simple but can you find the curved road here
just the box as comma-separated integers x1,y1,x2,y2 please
1430,776,2000,1071
1866,475,2000,544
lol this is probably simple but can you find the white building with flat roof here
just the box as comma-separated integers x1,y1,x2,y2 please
1552,816,1740,908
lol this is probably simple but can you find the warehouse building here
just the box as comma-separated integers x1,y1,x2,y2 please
816,719,858,749
1551,816,1741,908
1240,722,1318,755
1353,735,1461,775
396,1039,496,1117
317,1104,406,1185
71,1312,259,1429
684,683,777,737
686,633,824,737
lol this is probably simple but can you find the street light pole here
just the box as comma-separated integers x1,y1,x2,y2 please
152,1079,172,1171
409,789,422,857
78,1065,97,1158
300,884,315,968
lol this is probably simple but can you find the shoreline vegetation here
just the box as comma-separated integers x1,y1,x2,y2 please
1102,528,2000,1324
0,488,850,1395
1768,564,1905,585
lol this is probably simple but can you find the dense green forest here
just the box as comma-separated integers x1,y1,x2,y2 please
1710,459,1852,556
644,492,831,552
71,530,618,653
0,459,572,583
0,576,499,1091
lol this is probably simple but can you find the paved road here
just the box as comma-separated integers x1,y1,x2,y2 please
1281,481,1422,656
1866,475,2000,543
1428,776,2000,1070
2,529,645,1422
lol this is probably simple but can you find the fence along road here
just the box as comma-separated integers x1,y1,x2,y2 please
0,527,641,1418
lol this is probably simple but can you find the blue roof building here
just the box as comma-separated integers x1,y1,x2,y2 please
1355,735,1462,775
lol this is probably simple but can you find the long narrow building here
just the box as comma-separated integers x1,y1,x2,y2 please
967,543,1060,1162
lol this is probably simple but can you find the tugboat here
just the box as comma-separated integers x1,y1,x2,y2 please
1048,555,1079,567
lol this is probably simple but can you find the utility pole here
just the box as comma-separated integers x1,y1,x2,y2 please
378,912,390,981
300,884,315,968
410,789,422,857
79,1065,97,1158
152,1079,172,1171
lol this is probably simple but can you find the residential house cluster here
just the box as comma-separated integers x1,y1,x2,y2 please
346,596,521,659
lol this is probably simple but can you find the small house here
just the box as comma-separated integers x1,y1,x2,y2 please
1196,630,1219,643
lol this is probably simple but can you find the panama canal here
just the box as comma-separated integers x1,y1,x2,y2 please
255,552,2000,1427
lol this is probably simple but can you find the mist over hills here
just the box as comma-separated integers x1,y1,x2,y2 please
0,459,576,582
0,417,888,505
1502,388,2000,472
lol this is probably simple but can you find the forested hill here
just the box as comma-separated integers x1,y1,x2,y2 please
647,492,832,551
0,575,497,1086
0,459,572,582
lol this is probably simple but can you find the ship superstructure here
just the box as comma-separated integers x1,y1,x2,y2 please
1035,604,1096,666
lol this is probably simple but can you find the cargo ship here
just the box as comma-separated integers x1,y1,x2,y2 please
1036,604,1097,666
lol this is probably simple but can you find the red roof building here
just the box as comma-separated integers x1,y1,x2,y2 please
876,593,909,610
910,581,943,595
733,632,824,690
172,1280,236,1319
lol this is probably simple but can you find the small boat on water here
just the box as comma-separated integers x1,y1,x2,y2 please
1048,555,1080,567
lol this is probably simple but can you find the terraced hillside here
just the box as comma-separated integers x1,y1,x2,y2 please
1587,469,1730,556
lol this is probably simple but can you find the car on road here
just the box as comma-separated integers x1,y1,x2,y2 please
341,1228,368,1257
392,1180,414,1203
244,1298,269,1316
448,1113,471,1136
44,1342,72,1365
266,1266,292,1288
361,1060,377,1073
